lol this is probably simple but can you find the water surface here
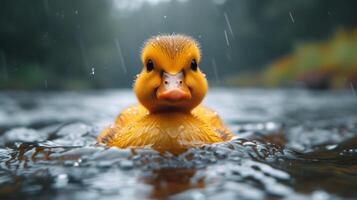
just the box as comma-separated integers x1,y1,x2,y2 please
0,89,356,200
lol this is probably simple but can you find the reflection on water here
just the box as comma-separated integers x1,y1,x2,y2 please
0,89,356,199
141,168,204,199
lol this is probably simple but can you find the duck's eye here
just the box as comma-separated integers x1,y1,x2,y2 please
190,59,198,71
146,59,154,72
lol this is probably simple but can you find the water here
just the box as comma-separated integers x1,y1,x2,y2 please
0,88,356,200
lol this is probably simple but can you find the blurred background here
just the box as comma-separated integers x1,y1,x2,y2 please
0,0,356,90
1,2,357,199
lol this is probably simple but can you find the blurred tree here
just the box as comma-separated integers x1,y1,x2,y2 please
264,29,357,89
0,0,356,90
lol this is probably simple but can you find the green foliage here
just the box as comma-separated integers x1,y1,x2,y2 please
0,64,47,89
264,29,357,89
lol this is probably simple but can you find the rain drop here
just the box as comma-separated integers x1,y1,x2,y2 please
0,50,8,82
178,125,185,132
351,82,356,96
211,58,220,83
78,37,90,71
224,30,229,46
224,12,235,38
43,0,50,15
114,38,128,74
91,67,95,75
289,11,295,23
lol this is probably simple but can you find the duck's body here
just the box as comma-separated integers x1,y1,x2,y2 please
98,105,231,154
97,34,232,154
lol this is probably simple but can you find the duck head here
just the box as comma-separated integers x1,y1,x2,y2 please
134,34,208,113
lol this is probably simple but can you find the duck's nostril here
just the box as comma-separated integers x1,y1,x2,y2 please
164,81,169,85
179,80,183,84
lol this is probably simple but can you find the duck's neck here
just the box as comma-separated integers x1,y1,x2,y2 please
149,106,194,115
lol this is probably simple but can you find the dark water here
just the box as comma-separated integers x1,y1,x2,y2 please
0,89,356,200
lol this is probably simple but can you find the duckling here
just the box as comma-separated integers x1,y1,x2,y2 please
97,34,232,154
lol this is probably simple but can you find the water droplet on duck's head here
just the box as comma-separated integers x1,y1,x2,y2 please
178,125,185,131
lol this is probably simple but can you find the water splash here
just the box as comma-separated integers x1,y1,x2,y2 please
114,38,128,74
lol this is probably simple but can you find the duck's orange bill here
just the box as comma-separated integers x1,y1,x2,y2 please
156,72,191,102
157,88,191,101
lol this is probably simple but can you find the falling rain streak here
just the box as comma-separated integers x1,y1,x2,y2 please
224,12,235,38
114,38,127,74
0,50,8,82
91,67,95,76
43,0,50,15
78,37,90,71
211,58,220,83
289,11,295,23
351,82,356,96
224,30,229,47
